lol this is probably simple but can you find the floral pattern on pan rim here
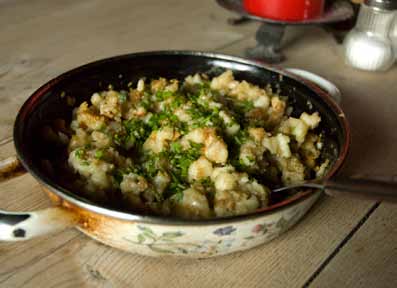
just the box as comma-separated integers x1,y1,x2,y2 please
77,191,321,257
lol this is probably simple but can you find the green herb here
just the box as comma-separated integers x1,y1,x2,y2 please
124,119,148,146
226,120,236,128
95,149,105,160
233,130,249,145
169,95,184,109
168,141,202,181
173,190,184,202
198,82,211,97
170,142,182,154
147,113,167,130
189,141,203,152
188,104,223,129
98,126,107,133
113,133,124,146
118,90,128,103
147,110,185,133
142,141,204,199
75,148,85,159
200,178,214,190
233,100,254,115
84,144,93,150
140,99,151,110
178,157,192,179
167,171,187,200
155,90,173,101
142,153,163,178
230,158,249,171
242,100,254,111
112,169,124,186
113,119,149,150
75,147,90,166
246,155,256,162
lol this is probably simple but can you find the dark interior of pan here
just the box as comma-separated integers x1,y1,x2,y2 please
14,51,348,211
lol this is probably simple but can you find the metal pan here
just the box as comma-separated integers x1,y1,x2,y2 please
0,51,349,257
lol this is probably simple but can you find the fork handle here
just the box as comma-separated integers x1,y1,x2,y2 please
324,177,397,203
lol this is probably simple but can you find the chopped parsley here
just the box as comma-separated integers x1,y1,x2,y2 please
238,100,255,113
95,149,105,160
155,90,174,101
233,129,249,145
74,148,85,159
147,110,187,133
113,119,150,150
112,168,124,186
118,90,128,103
169,141,202,180
140,141,203,199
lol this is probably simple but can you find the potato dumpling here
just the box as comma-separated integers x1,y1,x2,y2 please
67,70,328,219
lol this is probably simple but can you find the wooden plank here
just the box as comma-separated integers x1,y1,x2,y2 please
0,0,83,27
0,139,15,161
310,203,397,288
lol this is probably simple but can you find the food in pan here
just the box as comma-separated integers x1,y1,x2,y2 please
66,70,329,219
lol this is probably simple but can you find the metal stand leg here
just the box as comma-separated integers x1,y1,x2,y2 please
323,24,347,44
227,16,250,25
246,23,286,63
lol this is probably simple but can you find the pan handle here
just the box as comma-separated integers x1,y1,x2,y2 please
324,177,397,203
0,207,78,241
0,155,78,241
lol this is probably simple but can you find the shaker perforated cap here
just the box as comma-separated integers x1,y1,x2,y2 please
364,0,397,10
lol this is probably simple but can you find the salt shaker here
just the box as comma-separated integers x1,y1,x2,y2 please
390,12,397,58
344,0,397,71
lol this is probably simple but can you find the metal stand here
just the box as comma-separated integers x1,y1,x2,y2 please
217,0,355,63
246,23,286,63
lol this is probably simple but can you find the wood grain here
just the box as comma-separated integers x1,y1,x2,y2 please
0,140,16,162
310,203,397,288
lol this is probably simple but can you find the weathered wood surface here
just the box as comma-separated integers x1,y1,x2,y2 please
311,203,397,288
0,1,396,287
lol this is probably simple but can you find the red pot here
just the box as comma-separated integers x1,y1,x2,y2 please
243,0,325,21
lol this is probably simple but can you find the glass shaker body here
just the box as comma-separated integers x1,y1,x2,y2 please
390,13,397,59
344,4,395,71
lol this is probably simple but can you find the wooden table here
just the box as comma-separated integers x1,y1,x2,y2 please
0,1,396,287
